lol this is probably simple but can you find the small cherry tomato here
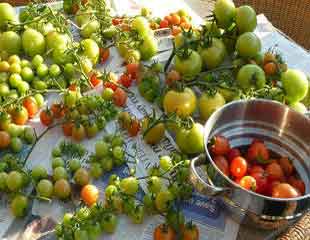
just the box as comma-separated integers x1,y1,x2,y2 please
265,162,284,181
51,103,65,119
211,135,230,156
23,97,38,119
11,106,28,125
159,19,169,29
126,63,139,79
263,52,276,65
263,62,277,75
153,224,176,240
166,70,181,85
239,176,257,191
213,155,229,176
250,172,268,194
265,180,280,196
128,118,140,137
72,124,86,141
119,74,132,88
171,14,181,25
113,88,127,107
272,183,300,198
40,109,54,126
227,148,241,163
104,81,118,91
118,111,131,129
62,122,73,136
0,131,11,149
68,84,77,91
172,26,182,36
182,222,199,240
90,73,102,87
278,157,294,176
288,176,305,195
230,156,248,178
164,15,172,25
81,184,99,206
112,18,122,25
247,141,269,163
100,48,110,63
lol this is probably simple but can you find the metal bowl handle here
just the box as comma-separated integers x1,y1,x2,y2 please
190,154,231,197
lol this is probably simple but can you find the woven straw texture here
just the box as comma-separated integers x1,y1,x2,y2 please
234,0,310,50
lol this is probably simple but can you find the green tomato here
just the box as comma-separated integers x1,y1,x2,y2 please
0,3,17,30
52,47,73,65
7,89,18,99
46,31,69,50
23,127,36,144
102,88,114,100
199,92,226,120
36,179,53,198
159,156,173,171
214,0,236,29
37,22,55,36
281,69,308,103
81,38,99,64
95,140,109,158
236,64,266,89
68,159,81,173
53,166,68,181
120,177,139,195
6,170,23,192
22,28,46,57
10,137,23,153
125,49,141,64
236,5,257,33
20,59,31,68
199,38,226,69
236,32,261,58
63,90,78,107
31,165,47,182
53,179,71,199
139,35,158,60
0,172,8,190
112,146,124,160
32,55,44,68
101,157,113,172
7,123,24,137
85,122,98,138
130,205,144,224
21,67,34,82
32,79,47,90
289,102,307,114
101,213,118,233
9,63,21,74
147,176,162,193
102,25,117,39
34,93,44,108
49,64,61,77
17,81,30,94
105,184,118,198
0,82,9,96
0,72,9,82
73,168,90,186
90,162,103,179
81,20,100,38
0,31,22,55
155,190,173,212
75,9,91,27
10,194,28,217
52,157,65,169
204,21,222,37
176,123,204,154
80,57,93,74
36,64,49,78
175,50,202,79
132,16,150,36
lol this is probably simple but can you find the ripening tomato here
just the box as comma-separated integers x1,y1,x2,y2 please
249,165,264,175
230,156,248,178
11,106,28,125
23,97,38,118
51,103,65,119
0,131,11,149
272,183,300,198
247,141,269,163
153,224,176,240
128,118,140,137
90,73,102,87
81,184,99,206
142,118,165,145
166,70,181,85
100,48,110,63
113,88,127,107
265,162,284,181
119,74,132,88
182,223,199,240
62,122,73,137
213,155,229,176
72,124,86,141
211,135,230,156
288,176,305,195
126,63,139,78
250,172,268,194
159,19,169,28
40,109,54,126
239,176,256,191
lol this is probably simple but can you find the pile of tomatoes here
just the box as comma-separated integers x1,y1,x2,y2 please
210,136,305,198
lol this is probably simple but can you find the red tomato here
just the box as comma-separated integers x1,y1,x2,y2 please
227,148,241,162
90,73,102,87
118,74,132,88
239,176,257,191
51,103,65,119
153,224,176,240
272,183,300,198
104,81,118,91
230,156,248,178
164,15,173,24
211,135,230,156
100,48,110,63
128,118,140,137
159,19,169,28
288,176,305,195
278,157,294,176
112,88,127,107
247,141,269,162
250,172,268,194
23,97,38,119
249,165,264,175
40,109,54,126
62,122,73,137
112,18,122,25
0,131,11,149
126,63,139,79
214,155,229,176
170,14,181,25
68,84,77,91
166,70,181,85
265,162,284,181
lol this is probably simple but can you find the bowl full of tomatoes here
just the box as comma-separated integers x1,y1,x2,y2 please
190,99,309,229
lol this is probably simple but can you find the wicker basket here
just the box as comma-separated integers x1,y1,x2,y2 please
234,0,310,50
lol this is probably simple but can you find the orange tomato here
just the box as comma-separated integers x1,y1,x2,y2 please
112,88,127,107
68,84,77,91
62,122,73,136
266,162,284,181
153,224,176,240
160,19,169,29
90,73,102,87
172,26,181,36
182,223,199,240
72,124,86,141
23,97,38,119
40,109,54,126
164,15,172,25
263,52,276,65
180,22,191,30
170,14,181,25
166,70,181,85
51,103,65,119
100,48,110,63
11,106,28,125
180,16,188,24
128,118,140,137
263,62,277,75
272,183,300,198
278,157,294,176
0,131,11,149
126,63,139,77
81,184,99,206
239,176,257,191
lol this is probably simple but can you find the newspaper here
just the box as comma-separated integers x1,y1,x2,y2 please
1,0,310,240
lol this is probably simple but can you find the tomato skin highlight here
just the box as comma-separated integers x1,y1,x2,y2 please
230,156,248,178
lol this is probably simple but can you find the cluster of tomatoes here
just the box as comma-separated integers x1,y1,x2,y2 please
154,222,199,240
210,136,305,198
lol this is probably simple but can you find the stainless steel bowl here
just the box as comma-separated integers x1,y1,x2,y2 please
190,99,310,229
